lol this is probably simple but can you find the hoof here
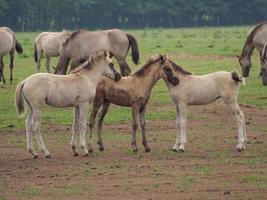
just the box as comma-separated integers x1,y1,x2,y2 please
171,148,178,152
73,152,79,157
133,149,138,153
88,149,93,153
236,148,242,152
83,153,89,157
99,146,104,152
33,155,38,159
145,148,151,152
45,154,52,159
178,148,184,153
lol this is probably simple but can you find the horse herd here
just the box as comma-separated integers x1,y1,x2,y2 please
1,22,266,159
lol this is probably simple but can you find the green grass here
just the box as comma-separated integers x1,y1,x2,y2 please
1,26,267,131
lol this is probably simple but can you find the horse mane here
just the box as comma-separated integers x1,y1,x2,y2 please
70,59,92,74
63,29,85,47
169,60,191,75
241,21,267,57
134,56,162,76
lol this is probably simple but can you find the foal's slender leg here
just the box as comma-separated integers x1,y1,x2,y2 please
25,111,38,158
0,56,6,84
9,51,14,84
32,109,50,158
139,105,150,152
131,104,140,152
79,103,89,156
88,101,103,153
97,101,111,151
227,102,246,151
172,104,187,152
45,56,51,73
71,106,79,156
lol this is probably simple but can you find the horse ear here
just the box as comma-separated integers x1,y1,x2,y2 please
261,58,266,64
159,54,166,63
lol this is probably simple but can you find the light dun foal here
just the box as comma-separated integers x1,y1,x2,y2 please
162,61,247,152
15,52,120,158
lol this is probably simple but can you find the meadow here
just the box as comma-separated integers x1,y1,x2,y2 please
0,26,266,199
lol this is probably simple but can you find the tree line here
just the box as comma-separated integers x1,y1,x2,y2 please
0,0,267,31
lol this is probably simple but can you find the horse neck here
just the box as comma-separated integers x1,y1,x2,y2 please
241,40,254,60
137,64,161,91
82,63,106,86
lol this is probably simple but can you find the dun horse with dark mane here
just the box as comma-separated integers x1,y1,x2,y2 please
55,29,139,76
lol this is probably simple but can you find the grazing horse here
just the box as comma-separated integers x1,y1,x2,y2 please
161,61,247,152
0,27,23,84
237,21,267,79
260,43,267,85
15,51,121,159
55,29,139,76
88,55,178,153
34,30,71,73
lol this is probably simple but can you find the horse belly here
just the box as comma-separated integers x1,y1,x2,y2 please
105,88,132,106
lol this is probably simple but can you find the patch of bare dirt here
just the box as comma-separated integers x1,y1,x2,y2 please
0,102,266,199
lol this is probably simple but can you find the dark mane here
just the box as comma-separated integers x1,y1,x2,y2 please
134,56,161,76
241,21,267,57
63,29,85,47
170,60,191,75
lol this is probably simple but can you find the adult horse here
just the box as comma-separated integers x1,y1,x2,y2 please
0,27,23,84
237,21,267,80
15,51,121,159
55,29,139,76
34,30,71,73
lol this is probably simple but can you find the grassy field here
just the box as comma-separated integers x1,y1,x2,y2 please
0,26,267,200
0,26,266,130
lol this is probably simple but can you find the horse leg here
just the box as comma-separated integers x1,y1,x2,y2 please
71,106,79,156
32,108,50,158
45,56,51,73
97,101,111,151
36,50,42,72
131,104,140,152
25,111,38,158
172,104,187,152
79,103,89,156
139,105,150,152
88,100,103,153
115,56,131,76
0,56,6,84
9,51,14,84
227,102,246,151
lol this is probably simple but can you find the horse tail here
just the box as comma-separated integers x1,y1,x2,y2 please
15,40,23,54
126,33,139,65
15,81,25,115
33,41,38,63
231,71,246,86
55,46,70,74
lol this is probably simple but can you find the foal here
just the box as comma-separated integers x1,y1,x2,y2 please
88,55,177,152
161,61,247,152
15,52,120,158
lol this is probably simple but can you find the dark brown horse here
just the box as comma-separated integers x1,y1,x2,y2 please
0,27,23,84
55,29,139,76
237,21,267,81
